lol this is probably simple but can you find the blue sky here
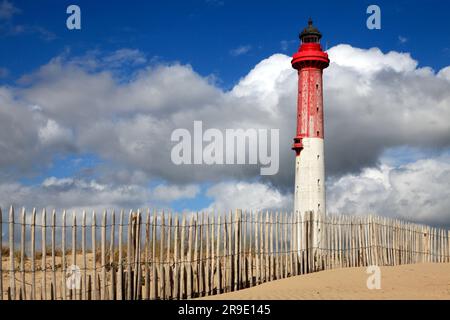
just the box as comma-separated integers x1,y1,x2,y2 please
0,0,449,226
1,0,450,88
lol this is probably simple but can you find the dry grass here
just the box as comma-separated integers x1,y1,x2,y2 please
1,246,8,256
1,247,25,261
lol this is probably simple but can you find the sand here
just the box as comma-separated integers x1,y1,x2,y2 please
201,263,450,300
3,256,450,300
1,253,99,299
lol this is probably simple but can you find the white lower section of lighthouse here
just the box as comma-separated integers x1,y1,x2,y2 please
294,137,325,265
294,137,325,216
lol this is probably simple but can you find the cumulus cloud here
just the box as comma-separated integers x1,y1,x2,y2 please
152,184,200,202
327,44,418,73
327,155,450,228
38,119,74,147
204,181,292,213
324,44,450,176
0,45,449,225
438,66,450,81
0,178,150,213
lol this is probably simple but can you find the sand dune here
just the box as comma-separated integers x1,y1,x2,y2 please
201,263,450,300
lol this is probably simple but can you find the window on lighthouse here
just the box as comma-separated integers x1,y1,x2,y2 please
303,36,319,43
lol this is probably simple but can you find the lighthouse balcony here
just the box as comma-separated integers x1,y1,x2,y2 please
292,136,304,154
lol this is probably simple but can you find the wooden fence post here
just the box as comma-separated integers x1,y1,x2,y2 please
41,208,47,300
50,210,56,301
173,215,179,300
101,211,107,300
264,212,269,283
91,211,97,300
82,211,87,300
20,208,27,300
205,215,210,296
248,211,253,286
208,213,217,294
118,210,124,300
151,210,158,300
257,211,266,284
255,211,260,285
72,211,77,300
61,211,66,300
9,206,15,300
180,213,186,299
166,213,172,299
216,214,221,294
198,213,204,297
144,210,150,300
110,211,116,300
274,212,279,280
135,211,142,300
193,213,198,297
284,213,288,278
222,212,227,292
233,210,239,291
187,214,193,298
159,212,165,299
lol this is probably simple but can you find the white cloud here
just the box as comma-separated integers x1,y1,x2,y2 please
327,44,417,73
0,178,151,213
103,49,147,67
204,181,292,212
38,119,73,146
152,184,200,202
327,156,450,227
437,66,450,81
230,45,252,57
42,177,75,188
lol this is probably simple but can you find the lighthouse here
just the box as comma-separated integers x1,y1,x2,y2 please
292,19,329,223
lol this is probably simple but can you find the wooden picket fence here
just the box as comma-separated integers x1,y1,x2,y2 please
1,207,449,300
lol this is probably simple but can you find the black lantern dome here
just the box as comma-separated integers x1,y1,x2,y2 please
299,18,322,43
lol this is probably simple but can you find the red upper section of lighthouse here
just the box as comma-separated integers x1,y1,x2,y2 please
291,19,329,155
292,18,329,70
292,43,329,70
